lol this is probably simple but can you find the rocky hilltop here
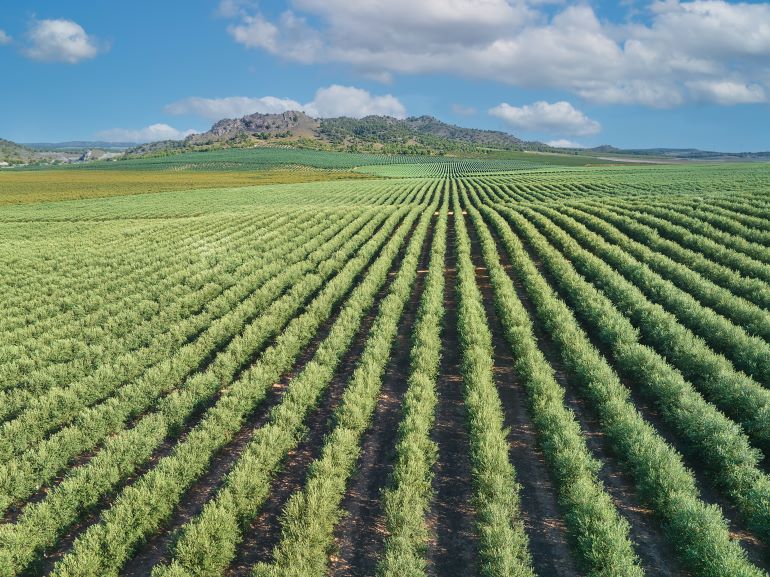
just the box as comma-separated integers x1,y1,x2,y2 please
128,111,537,156
187,111,320,145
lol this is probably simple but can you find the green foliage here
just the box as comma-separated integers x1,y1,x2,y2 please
253,193,439,577
452,183,534,577
462,182,642,577
0,212,373,516
483,202,766,577
151,186,436,577
1,209,405,577
377,190,448,577
1,155,769,577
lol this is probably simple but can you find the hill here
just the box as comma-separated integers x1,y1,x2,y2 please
0,139,38,165
317,114,527,150
127,111,542,157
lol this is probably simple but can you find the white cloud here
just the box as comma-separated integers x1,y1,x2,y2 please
228,10,323,64
0,30,11,45
228,14,278,51
686,80,766,105
303,85,406,118
643,0,770,59
24,19,103,63
490,101,601,135
361,70,394,84
166,85,406,121
165,96,304,121
220,0,770,107
292,0,537,50
546,139,585,148
96,124,198,143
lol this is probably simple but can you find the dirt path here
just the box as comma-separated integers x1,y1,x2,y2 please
465,211,581,577
328,212,435,577
425,210,479,577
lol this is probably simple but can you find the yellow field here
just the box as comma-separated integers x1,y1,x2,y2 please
0,168,372,205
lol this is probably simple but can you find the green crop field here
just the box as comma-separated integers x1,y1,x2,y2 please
1,151,769,577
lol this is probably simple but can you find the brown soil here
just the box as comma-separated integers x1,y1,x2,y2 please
490,208,686,575
465,211,581,577
328,211,435,577
425,211,480,577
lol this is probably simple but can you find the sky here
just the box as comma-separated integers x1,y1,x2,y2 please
2,0,770,151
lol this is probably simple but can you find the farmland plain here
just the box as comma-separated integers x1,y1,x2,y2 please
0,150,769,577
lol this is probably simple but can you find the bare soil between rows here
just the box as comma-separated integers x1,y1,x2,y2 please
328,209,436,577
487,201,753,575
465,210,581,577
425,210,480,577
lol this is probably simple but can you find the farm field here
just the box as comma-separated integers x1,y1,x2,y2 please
1,153,770,577
0,148,579,205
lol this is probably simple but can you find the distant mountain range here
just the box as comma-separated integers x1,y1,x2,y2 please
587,145,770,161
126,112,770,160
22,141,136,151
2,112,770,165
0,138,127,165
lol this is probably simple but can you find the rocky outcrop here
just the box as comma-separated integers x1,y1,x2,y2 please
186,111,320,144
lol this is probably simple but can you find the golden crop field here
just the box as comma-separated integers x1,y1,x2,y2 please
0,168,370,205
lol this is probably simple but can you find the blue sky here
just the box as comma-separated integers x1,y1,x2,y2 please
2,0,770,151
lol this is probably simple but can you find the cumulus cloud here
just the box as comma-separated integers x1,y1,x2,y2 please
303,85,406,118
96,124,198,143
0,30,11,45
166,85,406,120
490,101,601,136
220,0,770,107
292,0,537,52
686,80,766,105
228,15,278,51
165,96,304,121
228,10,323,63
24,19,104,63
546,139,586,148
